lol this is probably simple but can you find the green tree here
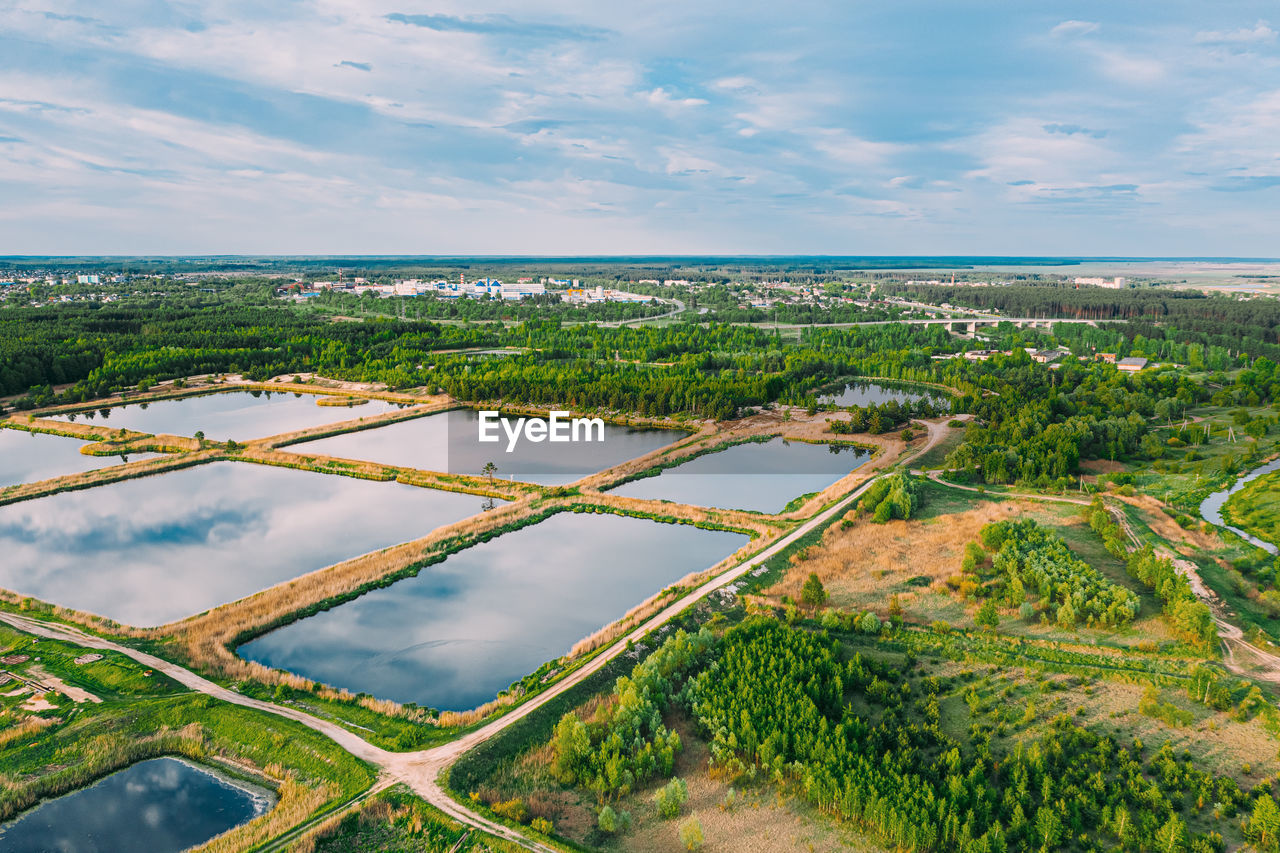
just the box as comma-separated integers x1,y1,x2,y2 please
975,599,1000,630
800,572,828,611
655,777,688,819
1249,795,1280,852
482,461,497,482
597,805,618,834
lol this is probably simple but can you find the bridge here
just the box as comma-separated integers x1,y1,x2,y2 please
752,316,1100,336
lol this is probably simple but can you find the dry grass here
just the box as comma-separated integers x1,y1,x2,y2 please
0,449,223,509
1113,493,1221,554
192,774,335,853
767,501,1023,615
0,717,56,748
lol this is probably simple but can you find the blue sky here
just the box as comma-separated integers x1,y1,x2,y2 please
1,1,1278,254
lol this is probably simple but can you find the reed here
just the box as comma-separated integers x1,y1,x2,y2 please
0,450,223,509
0,725,206,820
191,775,335,853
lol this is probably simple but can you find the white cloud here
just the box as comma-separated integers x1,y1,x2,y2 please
1051,20,1098,38
638,88,708,110
1195,20,1277,45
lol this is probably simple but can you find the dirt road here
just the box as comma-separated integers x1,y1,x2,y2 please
0,421,954,850
0,467,886,851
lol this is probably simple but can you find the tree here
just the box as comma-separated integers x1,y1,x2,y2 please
655,777,688,819
1249,795,1280,852
482,460,497,482
1154,815,1187,853
975,599,1000,630
597,805,618,834
678,816,705,850
800,572,828,612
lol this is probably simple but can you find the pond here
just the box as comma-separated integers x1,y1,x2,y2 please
607,437,871,513
0,757,272,853
284,408,683,485
238,512,748,712
0,462,490,626
819,380,950,408
1200,457,1280,555
0,429,155,489
51,391,405,440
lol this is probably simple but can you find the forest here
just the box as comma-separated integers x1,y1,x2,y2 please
543,617,1276,852
880,282,1280,361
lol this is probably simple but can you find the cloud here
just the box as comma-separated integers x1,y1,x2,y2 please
384,13,609,41
1210,175,1280,192
1093,49,1165,85
1051,20,1098,38
335,61,371,72
1195,21,1277,45
1043,123,1107,138
639,88,707,110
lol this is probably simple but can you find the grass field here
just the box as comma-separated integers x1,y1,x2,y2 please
1223,471,1280,550
0,623,374,848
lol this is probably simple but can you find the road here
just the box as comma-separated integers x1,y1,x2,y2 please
602,297,685,327
0,420,957,851
922,472,1280,683
0,446,898,852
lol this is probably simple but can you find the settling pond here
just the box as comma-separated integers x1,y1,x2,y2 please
51,390,406,440
820,380,950,408
1200,457,1280,555
608,437,871,513
0,757,271,853
0,462,490,626
285,408,683,485
0,429,155,489
239,512,748,711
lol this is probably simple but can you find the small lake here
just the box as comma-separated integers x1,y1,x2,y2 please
239,512,748,711
0,462,490,626
284,408,683,485
0,429,155,489
51,391,405,440
608,437,871,513
1200,457,1280,555
820,380,949,409
0,757,271,853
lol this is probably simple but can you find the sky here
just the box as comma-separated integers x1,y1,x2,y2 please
1,1,1279,255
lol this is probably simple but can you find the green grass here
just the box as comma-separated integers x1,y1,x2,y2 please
0,623,375,824
1223,471,1280,549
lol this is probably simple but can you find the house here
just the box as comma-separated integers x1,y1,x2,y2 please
1096,353,1117,363
1117,357,1149,372
1030,348,1069,364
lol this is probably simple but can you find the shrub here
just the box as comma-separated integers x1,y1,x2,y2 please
491,798,529,823
655,777,689,819
679,816,705,850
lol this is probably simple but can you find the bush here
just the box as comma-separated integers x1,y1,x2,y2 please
679,816,705,850
491,798,529,824
655,777,688,819
530,817,553,835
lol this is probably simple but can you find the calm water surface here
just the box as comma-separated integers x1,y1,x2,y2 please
820,380,949,408
0,429,154,488
608,437,871,513
0,462,489,625
286,408,683,484
0,757,271,853
239,512,748,711
1200,458,1280,555
52,391,404,440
